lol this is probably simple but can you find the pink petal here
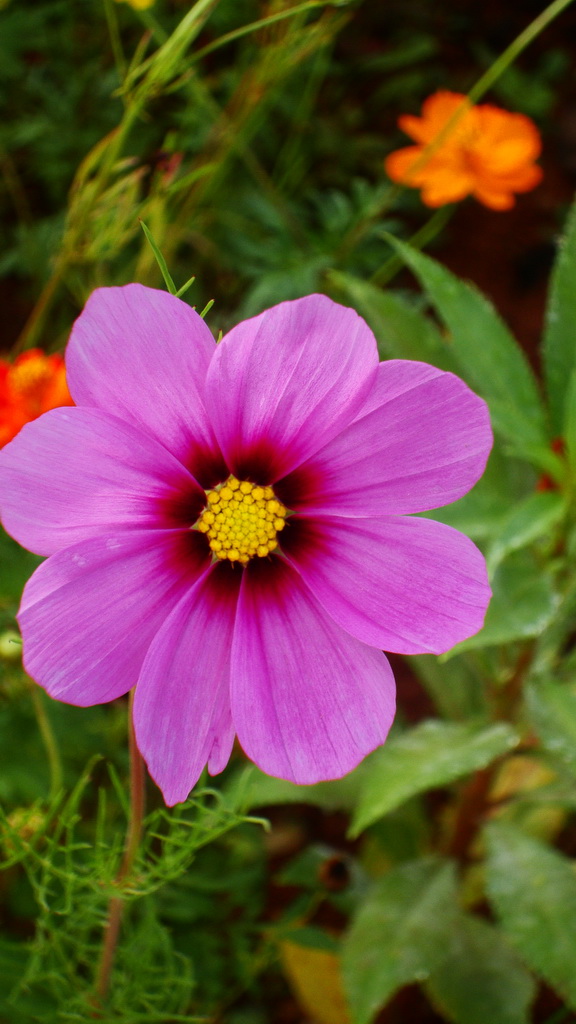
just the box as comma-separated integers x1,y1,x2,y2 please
0,408,204,556
280,360,492,515
65,285,225,483
207,705,235,777
19,530,209,706
284,515,490,655
231,559,396,783
206,295,378,482
134,562,240,805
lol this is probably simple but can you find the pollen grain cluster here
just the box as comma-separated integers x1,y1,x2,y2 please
196,476,287,564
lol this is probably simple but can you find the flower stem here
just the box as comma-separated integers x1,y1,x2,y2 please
102,0,127,89
190,0,333,64
338,0,575,270
370,205,453,287
12,265,64,354
405,0,576,182
443,765,496,863
93,691,146,1007
29,685,63,802
443,644,535,864
467,0,576,106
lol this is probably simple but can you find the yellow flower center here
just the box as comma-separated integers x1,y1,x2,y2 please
196,476,287,565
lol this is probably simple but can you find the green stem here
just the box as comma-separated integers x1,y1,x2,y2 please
136,8,169,44
468,0,576,105
442,765,497,863
0,146,34,226
93,691,146,1006
370,205,453,287
400,0,576,181
338,0,576,270
102,0,127,88
12,265,64,353
123,692,146,872
30,686,63,802
191,0,332,63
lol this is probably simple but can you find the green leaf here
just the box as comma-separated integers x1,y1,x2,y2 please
563,367,576,476
386,238,550,461
139,220,178,295
447,551,557,654
408,653,489,721
327,270,459,371
197,296,214,317
281,926,339,953
530,573,576,678
349,721,518,836
426,914,536,1024
486,490,566,574
425,446,535,542
526,680,576,774
127,0,221,95
0,527,42,607
237,762,368,813
0,938,56,1022
486,822,576,1008
542,196,576,435
341,858,458,1024
365,801,429,868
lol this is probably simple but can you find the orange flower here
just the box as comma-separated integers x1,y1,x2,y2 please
0,350,73,447
384,91,543,210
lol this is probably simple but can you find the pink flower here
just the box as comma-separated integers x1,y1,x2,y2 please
0,287,492,805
